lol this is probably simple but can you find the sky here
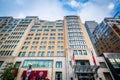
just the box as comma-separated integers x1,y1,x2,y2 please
0,0,120,23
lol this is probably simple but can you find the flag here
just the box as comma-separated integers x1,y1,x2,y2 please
72,53,75,66
91,51,96,65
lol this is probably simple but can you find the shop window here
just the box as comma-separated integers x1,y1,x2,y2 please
14,62,21,68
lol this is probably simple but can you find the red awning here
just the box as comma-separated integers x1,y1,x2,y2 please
29,71,36,77
45,78,49,80
22,71,27,77
21,70,47,77
36,70,47,77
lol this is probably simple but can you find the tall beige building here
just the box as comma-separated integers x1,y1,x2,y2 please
0,16,113,80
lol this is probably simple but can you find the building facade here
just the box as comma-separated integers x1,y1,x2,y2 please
0,16,112,80
93,18,120,56
85,21,98,44
92,12,120,80
114,11,120,18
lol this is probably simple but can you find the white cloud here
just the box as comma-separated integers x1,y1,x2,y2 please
15,0,74,21
108,3,114,10
17,12,25,18
76,1,112,23
69,0,79,8
13,0,114,23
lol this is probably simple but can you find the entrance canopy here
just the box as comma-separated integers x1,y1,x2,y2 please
74,65,99,74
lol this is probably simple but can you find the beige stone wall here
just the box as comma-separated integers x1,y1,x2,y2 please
15,57,66,80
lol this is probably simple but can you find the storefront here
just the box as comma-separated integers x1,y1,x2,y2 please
21,70,49,80
103,53,120,80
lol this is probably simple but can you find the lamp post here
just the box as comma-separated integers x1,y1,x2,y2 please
27,63,32,80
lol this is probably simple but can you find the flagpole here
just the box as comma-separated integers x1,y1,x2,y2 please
72,52,75,80
91,51,96,65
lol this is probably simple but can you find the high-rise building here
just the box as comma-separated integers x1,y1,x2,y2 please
114,11,120,18
92,13,120,80
0,16,112,80
64,16,112,80
85,21,98,56
85,21,98,44
85,21,98,34
93,18,120,56
0,16,66,80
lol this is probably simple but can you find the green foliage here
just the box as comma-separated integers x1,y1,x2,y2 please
0,62,16,80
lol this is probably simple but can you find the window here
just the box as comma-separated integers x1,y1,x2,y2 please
56,62,62,68
58,41,63,44
32,41,39,45
58,33,63,36
0,61,4,67
8,30,12,32
31,46,37,50
40,46,46,50
57,46,64,50
58,29,63,32
41,41,47,44
50,33,56,36
44,29,49,32
34,37,40,40
76,60,90,65
78,50,82,55
56,26,63,28
21,46,28,50
43,33,48,36
51,29,56,32
37,29,42,32
28,52,35,57
48,46,54,50
24,42,30,45
26,37,32,40
49,41,55,44
14,62,21,68
47,51,54,56
57,51,64,56
22,60,53,68
50,37,55,40
55,72,62,80
36,33,41,36
18,52,26,57
99,62,107,68
48,26,53,28
42,37,48,40
30,29,35,32
28,34,33,36
109,58,120,68
73,50,77,55
83,50,87,55
2,30,7,33
58,37,63,40
42,26,46,28
38,51,44,56
32,25,39,28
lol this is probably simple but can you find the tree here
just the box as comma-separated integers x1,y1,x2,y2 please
0,62,17,80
